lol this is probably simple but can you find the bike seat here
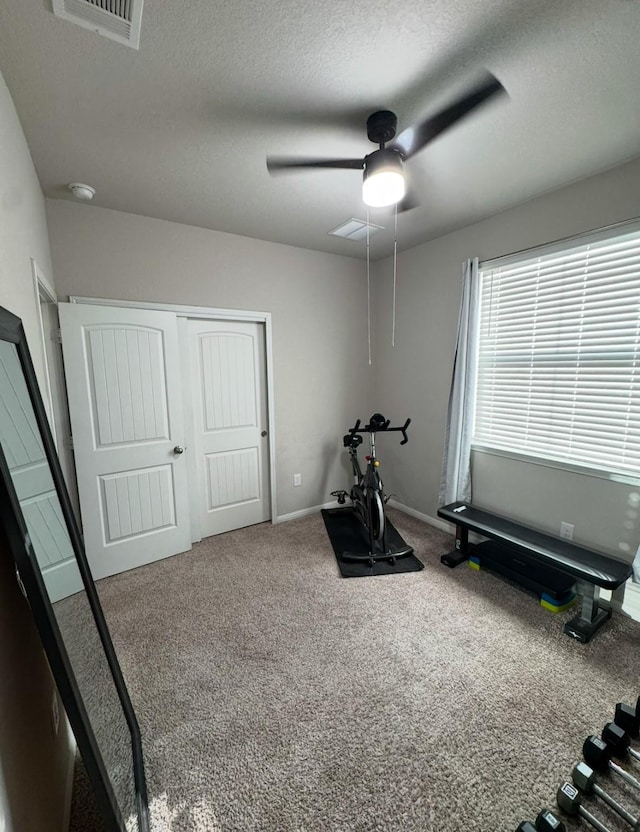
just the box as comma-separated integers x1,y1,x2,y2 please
343,433,363,448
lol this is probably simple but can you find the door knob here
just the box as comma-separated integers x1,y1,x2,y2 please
261,430,268,437
173,445,185,455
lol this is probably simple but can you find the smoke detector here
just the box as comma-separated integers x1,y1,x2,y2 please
52,0,144,49
69,183,96,200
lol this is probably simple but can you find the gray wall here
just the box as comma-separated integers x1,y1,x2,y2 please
371,155,640,559
46,199,373,517
0,69,71,832
0,85,54,386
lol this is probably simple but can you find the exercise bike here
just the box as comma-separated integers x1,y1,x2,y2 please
331,413,413,565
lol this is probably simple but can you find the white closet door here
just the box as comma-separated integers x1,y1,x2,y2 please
184,319,270,538
59,303,191,579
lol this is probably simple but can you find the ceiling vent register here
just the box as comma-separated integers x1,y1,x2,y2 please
329,218,385,242
52,0,144,49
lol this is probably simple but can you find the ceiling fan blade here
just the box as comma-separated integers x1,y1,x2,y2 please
267,157,363,174
390,72,506,160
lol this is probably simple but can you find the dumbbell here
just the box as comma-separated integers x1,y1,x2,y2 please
572,761,639,828
614,698,640,738
557,782,612,832
584,736,640,792
516,808,566,832
603,723,640,764
536,808,567,832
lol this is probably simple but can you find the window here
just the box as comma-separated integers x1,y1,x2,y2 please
473,224,640,478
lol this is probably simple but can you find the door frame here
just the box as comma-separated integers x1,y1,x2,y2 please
68,296,278,529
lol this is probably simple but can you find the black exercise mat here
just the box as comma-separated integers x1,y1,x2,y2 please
321,508,424,578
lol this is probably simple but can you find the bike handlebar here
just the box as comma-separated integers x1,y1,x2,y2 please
346,415,411,445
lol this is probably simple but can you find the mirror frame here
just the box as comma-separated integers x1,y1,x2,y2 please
0,305,149,832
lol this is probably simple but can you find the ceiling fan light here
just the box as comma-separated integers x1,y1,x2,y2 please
362,151,405,208
362,170,405,208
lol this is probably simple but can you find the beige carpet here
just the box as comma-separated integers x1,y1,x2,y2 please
73,509,640,831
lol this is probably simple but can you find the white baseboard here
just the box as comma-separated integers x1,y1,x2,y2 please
387,499,454,533
388,499,485,544
275,500,339,524
277,498,458,533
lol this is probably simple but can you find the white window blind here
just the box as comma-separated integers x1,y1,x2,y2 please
473,226,640,477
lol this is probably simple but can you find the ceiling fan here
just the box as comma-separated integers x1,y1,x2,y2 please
266,72,506,210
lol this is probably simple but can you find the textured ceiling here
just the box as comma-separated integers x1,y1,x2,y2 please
0,0,639,259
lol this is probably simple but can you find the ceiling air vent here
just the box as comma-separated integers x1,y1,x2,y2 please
52,0,144,49
329,218,385,242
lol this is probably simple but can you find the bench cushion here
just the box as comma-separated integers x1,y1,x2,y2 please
438,501,632,590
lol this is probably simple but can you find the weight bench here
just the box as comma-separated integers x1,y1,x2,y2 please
437,501,633,643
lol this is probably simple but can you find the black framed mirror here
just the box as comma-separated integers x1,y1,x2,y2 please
0,304,149,832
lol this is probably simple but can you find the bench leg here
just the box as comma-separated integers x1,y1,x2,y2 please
441,525,470,568
563,582,612,643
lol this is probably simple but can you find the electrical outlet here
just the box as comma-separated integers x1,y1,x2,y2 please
293,473,302,487
51,689,60,736
560,521,574,541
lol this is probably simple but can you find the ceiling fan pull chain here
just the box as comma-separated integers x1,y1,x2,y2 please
366,205,372,366
392,202,398,347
